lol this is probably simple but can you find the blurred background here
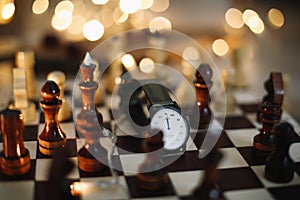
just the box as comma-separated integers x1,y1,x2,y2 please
0,0,300,121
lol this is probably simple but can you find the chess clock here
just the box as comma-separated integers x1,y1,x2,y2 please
142,82,190,155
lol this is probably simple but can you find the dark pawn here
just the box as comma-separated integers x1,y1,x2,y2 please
264,122,296,183
191,149,223,200
137,129,169,190
190,63,213,130
253,101,281,158
38,81,67,156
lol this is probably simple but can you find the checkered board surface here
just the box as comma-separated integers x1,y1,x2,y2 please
0,88,300,200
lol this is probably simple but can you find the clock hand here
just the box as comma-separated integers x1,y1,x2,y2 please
166,116,170,130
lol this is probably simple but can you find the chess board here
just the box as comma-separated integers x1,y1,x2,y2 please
0,82,300,200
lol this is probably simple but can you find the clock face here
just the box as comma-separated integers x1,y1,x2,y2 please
150,107,189,151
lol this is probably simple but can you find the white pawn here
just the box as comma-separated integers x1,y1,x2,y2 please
47,71,71,122
9,68,36,124
15,50,38,100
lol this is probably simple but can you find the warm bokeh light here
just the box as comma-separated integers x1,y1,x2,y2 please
55,0,74,15
115,77,122,85
67,15,86,35
268,8,284,29
242,9,259,26
83,19,104,41
183,46,199,61
32,0,49,15
248,16,264,34
225,8,244,29
92,0,110,5
150,0,169,12
212,39,229,56
121,54,136,70
1,2,15,20
51,12,73,31
140,0,153,10
139,58,155,73
113,7,129,24
119,0,141,14
149,16,172,33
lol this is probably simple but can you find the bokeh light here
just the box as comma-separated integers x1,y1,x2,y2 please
139,58,155,73
150,0,169,12
51,11,73,31
121,54,136,70
183,46,199,61
268,8,284,29
212,39,229,56
2,2,15,20
92,0,110,5
149,16,172,33
82,19,104,41
32,0,49,15
119,0,141,14
225,8,244,29
140,0,153,10
242,9,259,26
55,0,74,15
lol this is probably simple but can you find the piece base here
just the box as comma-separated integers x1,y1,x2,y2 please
0,149,31,176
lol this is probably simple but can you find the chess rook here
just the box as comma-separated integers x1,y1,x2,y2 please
47,71,71,122
38,81,67,156
77,52,107,172
137,129,169,190
264,122,296,183
191,63,213,130
253,101,282,158
0,109,30,175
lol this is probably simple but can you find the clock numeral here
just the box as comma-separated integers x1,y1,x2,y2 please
170,114,174,117
177,118,180,121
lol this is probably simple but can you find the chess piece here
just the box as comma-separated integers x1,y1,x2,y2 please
264,122,296,183
0,108,30,175
137,129,169,190
214,66,236,113
191,149,223,200
190,63,213,130
231,48,246,88
253,101,282,158
47,71,71,122
77,52,107,172
9,68,36,124
256,72,284,123
15,50,38,100
38,80,67,156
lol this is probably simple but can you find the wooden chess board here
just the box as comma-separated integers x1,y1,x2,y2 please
0,81,300,200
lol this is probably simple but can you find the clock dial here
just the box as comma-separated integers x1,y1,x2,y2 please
150,107,189,150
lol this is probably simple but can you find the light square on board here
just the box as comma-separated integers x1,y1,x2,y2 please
225,128,258,147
